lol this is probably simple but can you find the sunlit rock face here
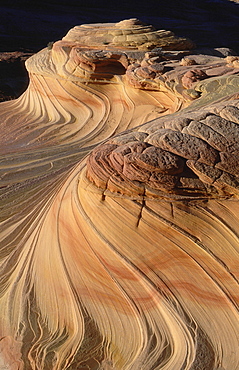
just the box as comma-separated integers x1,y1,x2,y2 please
62,18,194,50
87,101,239,200
0,18,195,155
1,19,239,370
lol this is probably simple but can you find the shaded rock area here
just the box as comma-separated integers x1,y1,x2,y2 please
0,52,33,101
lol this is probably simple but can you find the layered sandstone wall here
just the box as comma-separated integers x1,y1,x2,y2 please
1,18,239,370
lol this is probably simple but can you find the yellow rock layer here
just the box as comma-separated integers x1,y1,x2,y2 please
1,19,239,370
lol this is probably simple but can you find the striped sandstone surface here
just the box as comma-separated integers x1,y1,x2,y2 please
1,19,239,369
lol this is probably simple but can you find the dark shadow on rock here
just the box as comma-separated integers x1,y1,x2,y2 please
0,52,32,101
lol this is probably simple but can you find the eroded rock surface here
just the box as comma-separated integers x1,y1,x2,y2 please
87,101,239,200
1,19,239,370
0,19,196,156
2,18,239,157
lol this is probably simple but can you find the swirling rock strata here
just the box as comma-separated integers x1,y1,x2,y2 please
0,19,196,156
1,18,239,157
1,19,239,370
66,98,239,369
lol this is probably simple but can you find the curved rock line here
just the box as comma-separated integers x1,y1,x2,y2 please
1,18,239,369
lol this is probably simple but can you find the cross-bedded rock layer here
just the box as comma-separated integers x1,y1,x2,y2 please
0,19,195,156
1,19,239,370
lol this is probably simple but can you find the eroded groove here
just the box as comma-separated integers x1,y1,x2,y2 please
1,18,239,370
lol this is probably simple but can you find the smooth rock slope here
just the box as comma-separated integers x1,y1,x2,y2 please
1,19,239,370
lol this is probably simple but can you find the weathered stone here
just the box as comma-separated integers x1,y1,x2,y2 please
182,69,208,89
2,17,239,370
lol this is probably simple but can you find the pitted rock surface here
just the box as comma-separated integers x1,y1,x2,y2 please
86,101,239,199
2,17,239,370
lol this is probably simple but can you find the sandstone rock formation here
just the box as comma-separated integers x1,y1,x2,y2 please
1,19,239,370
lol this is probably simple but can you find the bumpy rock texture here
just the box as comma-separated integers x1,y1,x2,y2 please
1,19,239,370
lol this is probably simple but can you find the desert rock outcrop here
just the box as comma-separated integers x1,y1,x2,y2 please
1,19,239,370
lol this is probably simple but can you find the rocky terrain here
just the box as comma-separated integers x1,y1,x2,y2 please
1,0,239,101
1,2,239,370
